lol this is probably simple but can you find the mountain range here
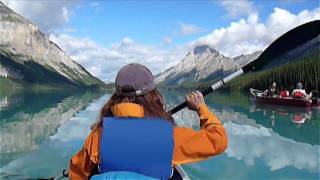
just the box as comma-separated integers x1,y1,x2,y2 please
156,20,319,89
0,1,264,89
155,45,261,87
1,1,316,90
0,1,105,88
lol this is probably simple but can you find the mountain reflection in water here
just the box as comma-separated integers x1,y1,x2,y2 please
0,89,104,168
0,90,319,179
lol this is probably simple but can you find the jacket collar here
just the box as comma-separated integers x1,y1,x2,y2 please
111,103,144,118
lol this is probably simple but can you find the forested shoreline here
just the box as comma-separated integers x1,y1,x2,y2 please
228,53,319,92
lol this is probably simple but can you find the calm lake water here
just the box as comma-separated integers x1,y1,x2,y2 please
0,89,319,179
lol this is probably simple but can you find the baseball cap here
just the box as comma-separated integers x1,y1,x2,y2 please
115,63,155,96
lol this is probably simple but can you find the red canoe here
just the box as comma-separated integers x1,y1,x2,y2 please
250,88,319,107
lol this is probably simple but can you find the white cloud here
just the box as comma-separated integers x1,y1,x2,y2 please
191,7,320,57
219,0,257,18
120,37,135,45
225,123,319,172
2,0,78,32
179,22,204,36
49,34,186,82
89,1,104,12
163,36,173,45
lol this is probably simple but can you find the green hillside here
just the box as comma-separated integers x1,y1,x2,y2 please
229,53,319,92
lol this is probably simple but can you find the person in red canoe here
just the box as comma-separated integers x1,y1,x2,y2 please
279,86,289,98
292,82,312,100
264,82,279,97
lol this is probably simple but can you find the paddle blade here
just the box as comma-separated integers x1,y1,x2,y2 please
243,20,320,73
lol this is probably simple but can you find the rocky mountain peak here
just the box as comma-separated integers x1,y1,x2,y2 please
155,45,239,85
233,51,262,66
0,1,31,24
0,1,105,87
0,1,6,7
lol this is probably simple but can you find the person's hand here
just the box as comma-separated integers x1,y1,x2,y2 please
186,91,205,111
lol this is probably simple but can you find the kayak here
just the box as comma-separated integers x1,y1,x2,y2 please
250,88,320,107
2,164,190,180
90,165,190,180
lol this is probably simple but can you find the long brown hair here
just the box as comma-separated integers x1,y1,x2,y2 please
91,89,174,130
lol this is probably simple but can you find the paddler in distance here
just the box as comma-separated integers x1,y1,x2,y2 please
292,82,312,100
68,63,228,179
264,82,279,97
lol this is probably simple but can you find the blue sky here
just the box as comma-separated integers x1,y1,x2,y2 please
70,0,318,46
4,0,320,82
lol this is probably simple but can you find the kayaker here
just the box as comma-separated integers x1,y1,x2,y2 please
264,82,278,97
68,63,228,179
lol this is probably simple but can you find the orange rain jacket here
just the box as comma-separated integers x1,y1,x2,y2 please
69,103,228,179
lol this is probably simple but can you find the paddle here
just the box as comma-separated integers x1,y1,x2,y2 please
40,20,319,180
169,20,320,114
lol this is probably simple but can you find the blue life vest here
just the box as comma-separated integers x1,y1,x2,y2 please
99,117,174,179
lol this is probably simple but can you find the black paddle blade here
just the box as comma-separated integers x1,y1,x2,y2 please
243,20,320,73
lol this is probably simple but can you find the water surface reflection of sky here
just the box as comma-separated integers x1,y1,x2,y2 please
0,91,319,179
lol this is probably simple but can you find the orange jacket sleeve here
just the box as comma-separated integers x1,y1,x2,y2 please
172,103,228,165
69,127,101,179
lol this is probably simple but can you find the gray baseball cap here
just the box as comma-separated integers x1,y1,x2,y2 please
115,63,155,96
